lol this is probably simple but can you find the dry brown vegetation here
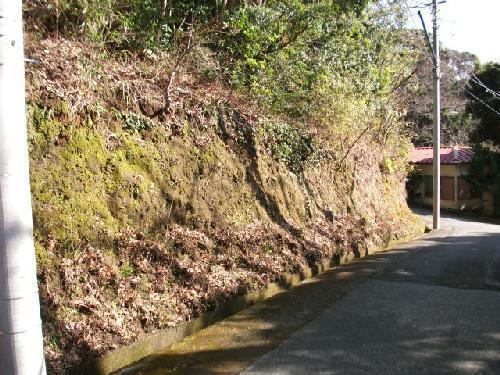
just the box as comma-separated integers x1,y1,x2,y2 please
25,36,423,373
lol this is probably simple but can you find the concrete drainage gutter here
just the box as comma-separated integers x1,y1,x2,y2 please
76,234,426,375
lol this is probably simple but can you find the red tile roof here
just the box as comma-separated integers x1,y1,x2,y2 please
410,146,474,165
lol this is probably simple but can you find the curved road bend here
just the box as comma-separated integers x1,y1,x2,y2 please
243,210,500,374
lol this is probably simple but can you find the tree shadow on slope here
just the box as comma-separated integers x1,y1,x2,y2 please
217,107,302,238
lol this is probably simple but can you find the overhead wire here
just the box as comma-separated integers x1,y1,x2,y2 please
445,48,500,99
441,73,500,118
403,0,500,119
425,5,500,99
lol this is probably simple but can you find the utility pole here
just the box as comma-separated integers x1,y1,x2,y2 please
0,1,47,374
431,0,441,230
419,0,441,229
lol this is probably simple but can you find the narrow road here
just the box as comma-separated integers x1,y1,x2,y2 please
117,210,500,375
244,210,500,374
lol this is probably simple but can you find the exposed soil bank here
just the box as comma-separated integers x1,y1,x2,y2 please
24,37,424,373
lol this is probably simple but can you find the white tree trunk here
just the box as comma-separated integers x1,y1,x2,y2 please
0,1,46,374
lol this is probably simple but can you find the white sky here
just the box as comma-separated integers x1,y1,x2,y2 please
406,0,500,63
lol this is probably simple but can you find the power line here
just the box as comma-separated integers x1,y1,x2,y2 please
442,73,500,118
405,0,500,133
405,1,500,118
469,76,500,100
452,81,500,118
446,49,500,99
406,0,500,101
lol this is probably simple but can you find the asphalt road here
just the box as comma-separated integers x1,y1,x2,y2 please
243,210,500,375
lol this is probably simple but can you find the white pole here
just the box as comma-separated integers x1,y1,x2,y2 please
0,1,46,374
432,0,441,230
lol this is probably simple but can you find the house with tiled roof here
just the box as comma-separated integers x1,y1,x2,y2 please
408,146,489,212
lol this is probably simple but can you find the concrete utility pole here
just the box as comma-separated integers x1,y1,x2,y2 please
431,0,441,230
0,1,47,374
419,0,441,230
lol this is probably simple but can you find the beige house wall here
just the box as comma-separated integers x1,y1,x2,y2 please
412,163,482,211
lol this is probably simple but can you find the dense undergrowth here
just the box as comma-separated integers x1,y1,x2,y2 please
24,1,424,372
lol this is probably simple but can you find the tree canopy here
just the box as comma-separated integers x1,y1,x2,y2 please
404,35,478,147
464,62,500,215
467,62,500,146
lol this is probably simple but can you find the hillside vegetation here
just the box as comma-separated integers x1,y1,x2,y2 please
24,1,424,372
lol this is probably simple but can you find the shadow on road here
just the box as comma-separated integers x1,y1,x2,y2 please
114,224,500,374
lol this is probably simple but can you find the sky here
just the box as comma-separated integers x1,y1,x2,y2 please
406,0,500,63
